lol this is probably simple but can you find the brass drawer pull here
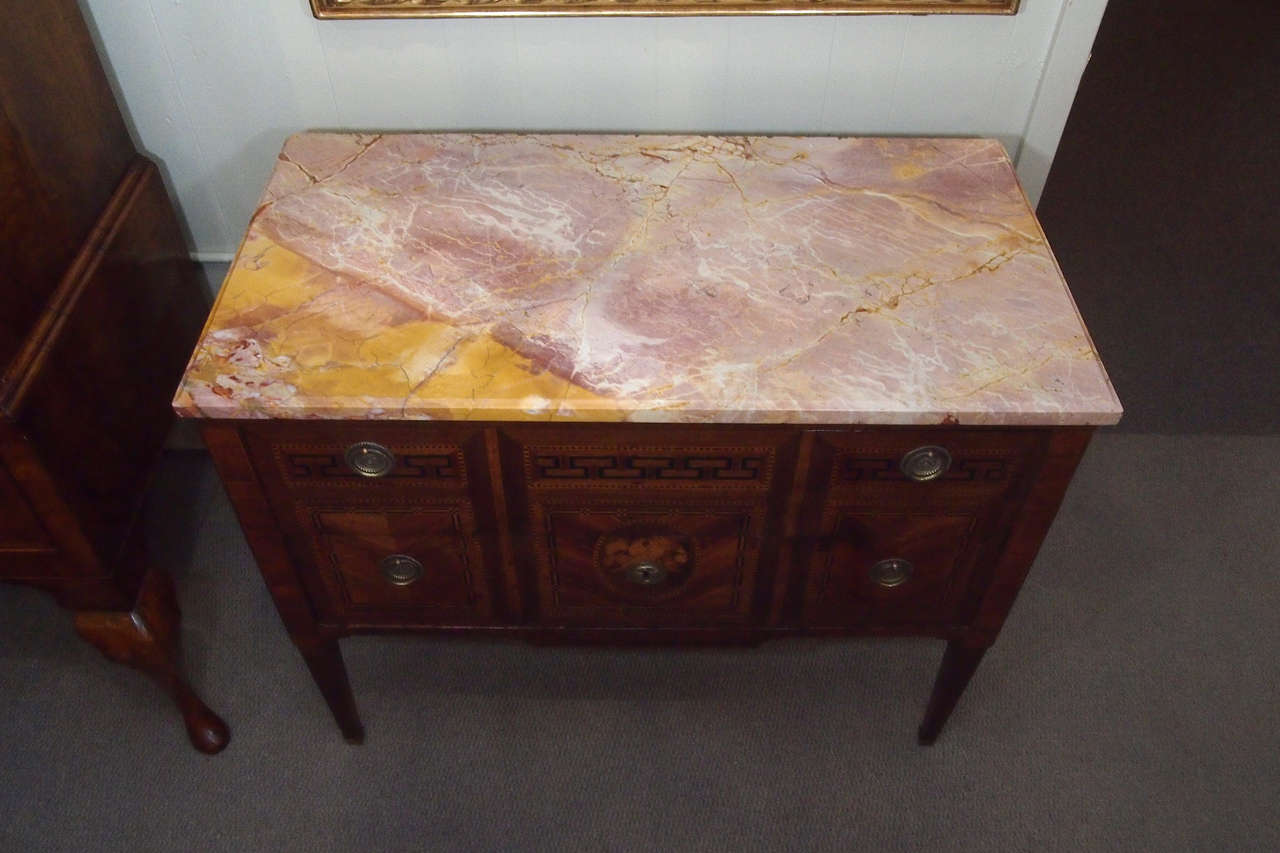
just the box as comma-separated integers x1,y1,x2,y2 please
379,554,424,586
900,445,951,482
625,561,668,586
345,441,395,477
870,558,913,588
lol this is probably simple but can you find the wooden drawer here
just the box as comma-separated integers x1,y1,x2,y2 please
810,427,1042,502
495,425,796,628
294,501,492,626
529,502,765,627
231,422,1049,634
498,423,787,495
241,423,478,494
804,509,986,628
793,428,1043,629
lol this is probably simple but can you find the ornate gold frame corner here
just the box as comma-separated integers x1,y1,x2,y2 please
310,0,1020,19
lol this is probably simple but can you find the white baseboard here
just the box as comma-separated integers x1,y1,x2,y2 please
192,252,235,264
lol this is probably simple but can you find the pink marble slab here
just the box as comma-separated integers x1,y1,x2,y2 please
175,133,1122,425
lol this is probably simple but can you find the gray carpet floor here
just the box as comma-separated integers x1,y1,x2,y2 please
2,432,1277,851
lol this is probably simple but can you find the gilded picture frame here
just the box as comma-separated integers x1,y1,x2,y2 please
311,0,1019,19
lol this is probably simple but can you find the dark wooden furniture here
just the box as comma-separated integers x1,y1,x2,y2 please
201,420,1090,744
179,132,1119,744
0,0,227,753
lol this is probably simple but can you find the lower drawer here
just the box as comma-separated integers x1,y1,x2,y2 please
804,510,986,628
530,503,765,627
295,502,492,625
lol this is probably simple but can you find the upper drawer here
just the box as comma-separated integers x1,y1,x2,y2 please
496,423,795,494
809,427,1045,504
241,423,481,493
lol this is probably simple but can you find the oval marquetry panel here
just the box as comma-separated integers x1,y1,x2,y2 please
534,507,760,625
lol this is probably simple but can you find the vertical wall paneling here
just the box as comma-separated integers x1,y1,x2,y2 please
649,19,732,132
76,1,230,254
1018,0,1110,207
141,0,337,260
78,0,1101,257
720,17,837,133
319,19,464,129
820,16,912,134
510,18,665,131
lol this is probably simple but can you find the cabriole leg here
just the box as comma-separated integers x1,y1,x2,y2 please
74,568,230,754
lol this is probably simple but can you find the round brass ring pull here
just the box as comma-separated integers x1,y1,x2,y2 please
346,441,395,477
870,558,914,589
900,445,951,482
625,561,668,586
379,554,424,586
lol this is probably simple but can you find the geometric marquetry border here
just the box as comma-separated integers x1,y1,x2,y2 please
274,444,466,486
832,447,1023,487
525,446,773,488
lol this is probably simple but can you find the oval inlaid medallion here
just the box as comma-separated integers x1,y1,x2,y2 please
594,522,695,591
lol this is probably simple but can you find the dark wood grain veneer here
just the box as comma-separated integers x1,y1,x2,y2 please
201,419,1092,743
0,0,225,753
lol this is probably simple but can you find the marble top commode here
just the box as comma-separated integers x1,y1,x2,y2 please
174,133,1121,426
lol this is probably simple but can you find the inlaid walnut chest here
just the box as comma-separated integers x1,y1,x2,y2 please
176,133,1122,743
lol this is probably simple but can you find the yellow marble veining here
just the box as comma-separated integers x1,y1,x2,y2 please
180,239,633,420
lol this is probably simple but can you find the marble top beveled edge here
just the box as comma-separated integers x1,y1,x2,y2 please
173,397,1123,427
173,132,1123,426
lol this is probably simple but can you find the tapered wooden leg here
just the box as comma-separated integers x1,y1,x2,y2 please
918,640,989,745
74,568,230,754
299,638,365,744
